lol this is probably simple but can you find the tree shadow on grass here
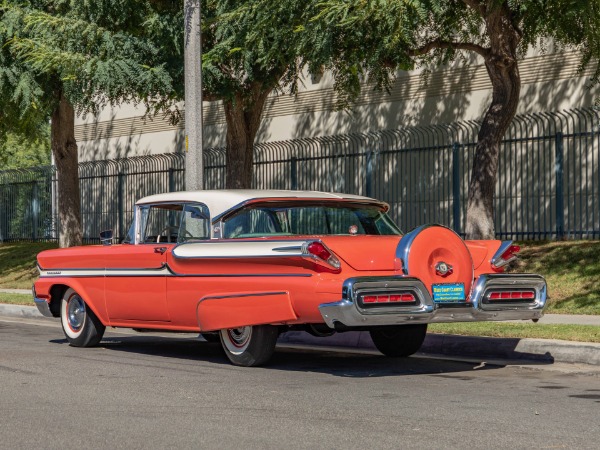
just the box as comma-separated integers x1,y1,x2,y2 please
0,242,57,288
511,241,600,313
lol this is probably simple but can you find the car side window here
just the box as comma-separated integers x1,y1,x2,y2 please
223,209,279,238
122,219,135,244
178,204,210,242
140,204,183,243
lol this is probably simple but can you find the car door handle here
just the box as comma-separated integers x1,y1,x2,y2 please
154,247,168,254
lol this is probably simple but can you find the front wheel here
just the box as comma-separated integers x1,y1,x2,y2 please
369,324,428,357
219,325,278,367
60,288,105,347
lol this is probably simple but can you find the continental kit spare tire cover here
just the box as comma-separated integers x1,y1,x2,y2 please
396,225,474,297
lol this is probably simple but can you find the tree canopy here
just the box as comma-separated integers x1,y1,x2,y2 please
0,0,182,246
200,0,321,188
0,127,50,169
299,0,600,238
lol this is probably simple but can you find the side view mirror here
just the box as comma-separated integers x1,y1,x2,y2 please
99,230,113,246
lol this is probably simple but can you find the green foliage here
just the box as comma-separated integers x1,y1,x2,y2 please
0,124,50,169
0,0,182,129
298,0,600,104
0,241,57,288
201,0,315,106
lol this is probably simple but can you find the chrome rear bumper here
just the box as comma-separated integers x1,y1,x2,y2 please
318,274,547,328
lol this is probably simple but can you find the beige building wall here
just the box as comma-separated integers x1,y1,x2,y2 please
75,49,597,162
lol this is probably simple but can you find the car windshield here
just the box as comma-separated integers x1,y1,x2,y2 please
221,202,401,238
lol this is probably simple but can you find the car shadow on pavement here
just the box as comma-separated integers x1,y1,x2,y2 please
47,334,534,378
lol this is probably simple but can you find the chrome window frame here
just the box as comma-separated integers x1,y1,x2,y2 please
134,201,212,245
214,200,400,239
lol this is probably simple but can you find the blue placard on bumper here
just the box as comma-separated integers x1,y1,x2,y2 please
432,283,466,303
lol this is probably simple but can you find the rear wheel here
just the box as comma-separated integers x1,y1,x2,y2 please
369,324,428,357
219,325,278,367
60,288,105,347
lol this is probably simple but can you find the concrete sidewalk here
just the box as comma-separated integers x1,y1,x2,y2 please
2,302,599,366
0,288,30,295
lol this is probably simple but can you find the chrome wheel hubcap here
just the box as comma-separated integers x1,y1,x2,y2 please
67,296,85,331
227,327,251,348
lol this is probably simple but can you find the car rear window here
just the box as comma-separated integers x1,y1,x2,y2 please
221,202,401,238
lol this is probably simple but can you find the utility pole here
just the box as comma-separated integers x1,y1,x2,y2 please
184,0,203,190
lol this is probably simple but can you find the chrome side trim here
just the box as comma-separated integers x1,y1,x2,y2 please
172,239,308,259
39,265,171,278
211,198,389,224
272,245,303,252
39,263,311,279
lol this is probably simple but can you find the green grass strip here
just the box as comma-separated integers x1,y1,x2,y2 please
430,322,600,343
0,292,34,306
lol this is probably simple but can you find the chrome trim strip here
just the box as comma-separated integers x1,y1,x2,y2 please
490,240,517,268
272,245,303,252
211,197,389,224
168,272,312,278
38,264,167,272
198,291,287,302
172,239,309,259
39,263,311,279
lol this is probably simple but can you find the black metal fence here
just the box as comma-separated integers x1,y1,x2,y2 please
1,108,599,242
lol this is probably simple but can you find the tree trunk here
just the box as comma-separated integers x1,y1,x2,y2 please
465,9,521,240
51,91,82,248
223,84,270,189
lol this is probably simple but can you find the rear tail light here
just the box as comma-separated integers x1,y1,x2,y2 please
361,293,416,304
303,241,341,270
491,241,521,268
487,290,536,301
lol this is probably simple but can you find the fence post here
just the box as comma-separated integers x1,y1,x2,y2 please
168,168,175,192
452,143,461,235
290,157,298,190
365,150,373,198
32,182,39,240
117,172,124,240
554,132,565,239
0,185,4,242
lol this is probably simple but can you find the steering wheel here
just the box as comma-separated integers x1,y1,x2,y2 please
156,226,180,243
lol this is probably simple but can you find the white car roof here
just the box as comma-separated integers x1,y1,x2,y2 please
136,189,387,219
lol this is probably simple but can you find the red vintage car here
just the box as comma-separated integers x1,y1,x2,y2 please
33,190,547,366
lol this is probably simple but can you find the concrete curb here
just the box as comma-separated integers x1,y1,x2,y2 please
3,304,600,366
0,303,49,320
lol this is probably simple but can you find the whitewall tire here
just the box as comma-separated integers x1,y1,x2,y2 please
60,288,105,347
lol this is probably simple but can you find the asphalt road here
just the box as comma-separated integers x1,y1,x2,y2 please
1,318,599,450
